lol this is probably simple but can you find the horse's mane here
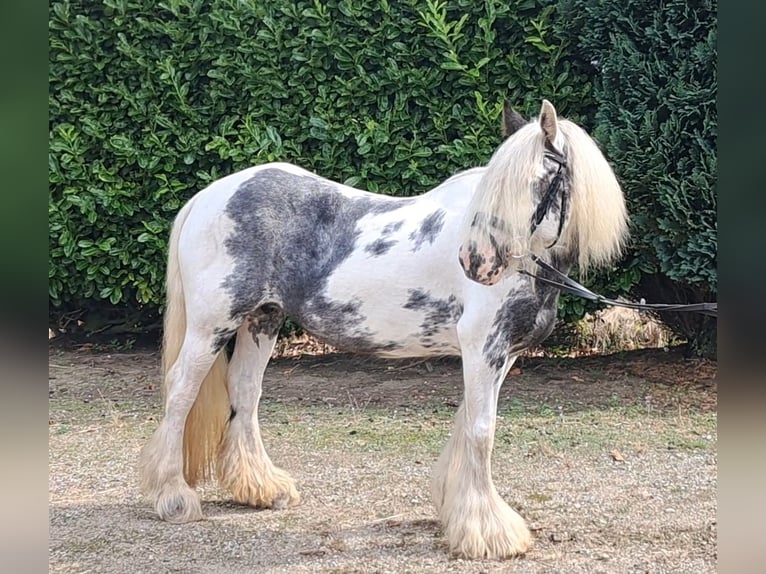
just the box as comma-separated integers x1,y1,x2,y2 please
558,120,628,271
460,119,628,273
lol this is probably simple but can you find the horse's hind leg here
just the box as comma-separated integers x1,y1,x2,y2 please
431,320,531,558
216,305,300,509
139,328,226,523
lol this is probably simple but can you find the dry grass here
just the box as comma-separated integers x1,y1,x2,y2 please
49,398,716,573
574,305,676,354
271,306,676,362
49,345,716,573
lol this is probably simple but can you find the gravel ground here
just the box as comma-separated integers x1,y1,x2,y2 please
49,346,717,573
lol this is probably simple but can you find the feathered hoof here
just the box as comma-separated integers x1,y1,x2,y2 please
223,463,301,510
447,522,532,559
441,493,532,559
154,480,204,523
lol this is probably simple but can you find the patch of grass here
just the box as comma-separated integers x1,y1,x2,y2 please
664,434,712,451
263,405,451,457
49,394,715,461
51,424,72,436
55,538,112,553
496,405,716,457
49,397,159,438
260,402,717,460
527,492,553,503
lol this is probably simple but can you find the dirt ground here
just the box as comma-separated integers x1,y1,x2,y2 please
49,344,717,573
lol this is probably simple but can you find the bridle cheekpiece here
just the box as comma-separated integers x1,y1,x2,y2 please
530,147,569,249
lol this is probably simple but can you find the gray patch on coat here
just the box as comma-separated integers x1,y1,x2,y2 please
382,220,404,235
364,219,406,257
409,210,446,251
403,288,463,346
482,293,557,372
482,253,574,371
364,238,397,257
219,168,412,353
299,296,401,353
462,240,485,279
212,304,285,353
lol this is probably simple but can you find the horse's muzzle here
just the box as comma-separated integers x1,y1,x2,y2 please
458,242,505,286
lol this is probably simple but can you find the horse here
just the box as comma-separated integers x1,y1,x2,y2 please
139,99,628,559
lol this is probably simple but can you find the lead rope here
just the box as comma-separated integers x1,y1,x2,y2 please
520,255,717,317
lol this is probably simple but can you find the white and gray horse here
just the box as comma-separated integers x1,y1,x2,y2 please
139,100,628,559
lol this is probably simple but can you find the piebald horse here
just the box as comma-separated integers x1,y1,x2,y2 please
139,100,628,559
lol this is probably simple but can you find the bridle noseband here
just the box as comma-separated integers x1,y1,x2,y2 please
530,148,569,249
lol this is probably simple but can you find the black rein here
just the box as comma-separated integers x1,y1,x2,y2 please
521,255,718,317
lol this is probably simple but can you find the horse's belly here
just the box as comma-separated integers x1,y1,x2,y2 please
291,280,463,358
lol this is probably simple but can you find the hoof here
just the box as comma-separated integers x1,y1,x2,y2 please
220,458,301,510
155,481,204,523
439,490,532,559
268,487,300,510
447,522,532,559
231,469,301,510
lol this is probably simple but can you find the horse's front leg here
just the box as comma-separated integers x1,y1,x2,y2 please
431,323,531,559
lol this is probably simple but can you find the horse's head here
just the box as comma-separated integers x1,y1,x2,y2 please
459,99,628,286
459,100,571,285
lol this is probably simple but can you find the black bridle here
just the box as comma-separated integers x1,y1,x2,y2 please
522,148,717,317
530,148,569,249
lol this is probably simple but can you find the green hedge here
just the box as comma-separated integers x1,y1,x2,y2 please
560,0,717,356
49,0,595,333
50,0,717,355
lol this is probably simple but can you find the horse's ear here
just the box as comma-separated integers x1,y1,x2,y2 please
502,101,527,138
539,99,558,143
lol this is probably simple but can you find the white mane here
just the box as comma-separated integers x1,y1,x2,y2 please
460,118,628,273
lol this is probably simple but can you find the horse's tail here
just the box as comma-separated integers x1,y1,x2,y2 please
162,196,230,487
